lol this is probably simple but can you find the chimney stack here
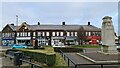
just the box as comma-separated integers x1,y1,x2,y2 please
10,24,14,26
62,21,65,25
38,22,40,25
88,21,90,25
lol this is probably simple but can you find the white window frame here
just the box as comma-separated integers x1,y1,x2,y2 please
75,32,77,36
20,32,22,36
46,32,49,36
24,32,27,36
38,32,41,36
52,32,55,36
28,32,30,36
60,32,63,36
17,32,19,37
2,33,4,37
67,32,70,36
33,32,36,36
88,32,91,36
42,32,45,36
57,32,59,36
71,32,74,36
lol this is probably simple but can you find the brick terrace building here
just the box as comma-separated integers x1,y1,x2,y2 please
1,22,101,46
0,31,1,45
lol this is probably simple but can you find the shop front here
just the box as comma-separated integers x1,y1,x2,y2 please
65,36,78,45
2,37,14,46
51,37,64,46
37,36,50,46
16,37,31,46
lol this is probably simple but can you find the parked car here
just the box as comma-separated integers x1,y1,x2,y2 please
116,43,120,49
12,44,28,49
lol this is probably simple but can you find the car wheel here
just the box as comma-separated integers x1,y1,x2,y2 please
12,47,15,49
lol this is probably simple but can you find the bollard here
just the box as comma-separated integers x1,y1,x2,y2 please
14,51,23,66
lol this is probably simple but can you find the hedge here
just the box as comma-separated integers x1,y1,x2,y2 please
54,47,84,52
5,49,56,66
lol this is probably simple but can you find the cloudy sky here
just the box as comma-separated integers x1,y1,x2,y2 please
0,0,119,35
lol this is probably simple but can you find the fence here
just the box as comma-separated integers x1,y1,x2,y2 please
59,49,120,68
5,50,42,68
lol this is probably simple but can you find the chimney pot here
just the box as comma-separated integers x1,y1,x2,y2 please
62,21,65,25
10,24,14,26
88,22,90,25
38,22,40,25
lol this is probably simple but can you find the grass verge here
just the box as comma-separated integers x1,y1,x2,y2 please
71,45,100,48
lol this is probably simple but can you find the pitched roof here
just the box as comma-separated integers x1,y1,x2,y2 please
82,25,101,31
8,24,18,31
4,23,101,31
29,25,82,31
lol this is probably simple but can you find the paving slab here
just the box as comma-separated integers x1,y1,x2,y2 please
77,52,120,63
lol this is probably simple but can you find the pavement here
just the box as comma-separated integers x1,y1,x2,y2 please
0,46,30,68
63,48,120,68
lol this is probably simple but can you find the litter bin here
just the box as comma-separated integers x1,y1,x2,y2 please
14,51,23,66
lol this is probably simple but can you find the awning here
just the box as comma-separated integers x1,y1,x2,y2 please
66,37,77,40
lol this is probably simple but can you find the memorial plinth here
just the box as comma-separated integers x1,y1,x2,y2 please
101,16,118,54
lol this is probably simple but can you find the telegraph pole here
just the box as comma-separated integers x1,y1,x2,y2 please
16,15,18,26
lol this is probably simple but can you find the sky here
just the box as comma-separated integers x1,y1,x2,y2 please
0,0,119,35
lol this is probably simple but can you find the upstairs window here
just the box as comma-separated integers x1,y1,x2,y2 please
17,32,19,37
46,32,49,36
28,32,30,36
60,32,63,36
71,32,74,36
52,32,55,36
75,32,77,36
67,32,70,36
33,32,36,36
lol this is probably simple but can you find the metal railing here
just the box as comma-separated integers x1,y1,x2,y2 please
5,50,42,68
20,58,42,68
59,49,76,67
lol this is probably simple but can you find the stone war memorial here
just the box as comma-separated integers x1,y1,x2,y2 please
101,16,118,54
78,16,119,64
